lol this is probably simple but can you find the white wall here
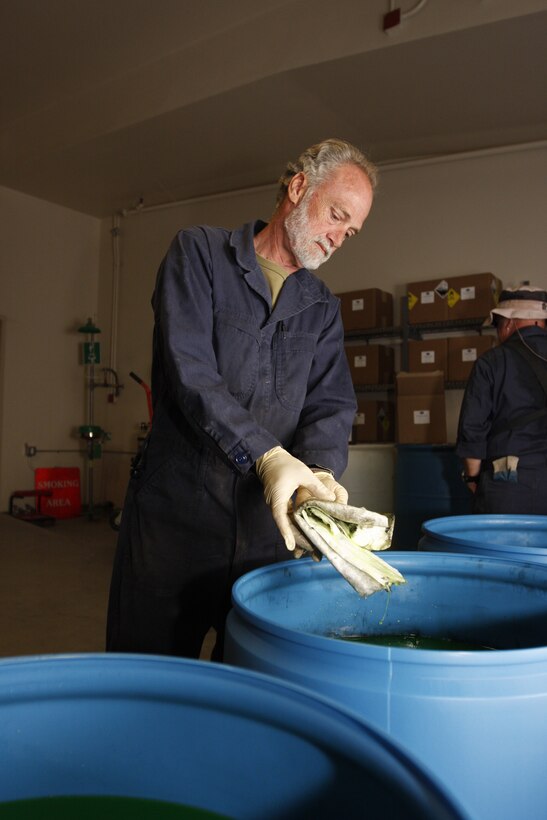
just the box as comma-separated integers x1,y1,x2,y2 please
0,186,101,511
95,143,547,509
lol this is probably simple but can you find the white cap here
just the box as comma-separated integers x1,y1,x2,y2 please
484,284,547,326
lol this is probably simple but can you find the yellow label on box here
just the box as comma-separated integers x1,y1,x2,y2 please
408,291,418,311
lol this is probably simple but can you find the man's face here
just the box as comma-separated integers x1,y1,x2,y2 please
284,164,373,270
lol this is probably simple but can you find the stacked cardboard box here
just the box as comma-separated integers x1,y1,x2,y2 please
447,335,497,381
408,338,448,374
407,273,502,325
448,273,503,321
406,278,450,324
396,371,447,444
345,344,395,386
338,289,393,332
351,399,395,443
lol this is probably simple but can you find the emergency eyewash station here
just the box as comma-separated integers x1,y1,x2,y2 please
17,319,133,522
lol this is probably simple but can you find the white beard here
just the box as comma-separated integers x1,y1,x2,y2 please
284,195,332,270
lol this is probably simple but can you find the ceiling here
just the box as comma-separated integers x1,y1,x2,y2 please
1,2,546,218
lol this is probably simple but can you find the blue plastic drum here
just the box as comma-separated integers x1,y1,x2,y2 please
419,514,547,564
225,553,547,820
0,654,466,820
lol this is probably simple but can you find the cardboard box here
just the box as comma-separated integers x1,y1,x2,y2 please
345,344,395,386
407,273,503,325
447,335,497,381
338,289,393,332
408,338,448,374
351,399,395,443
446,273,503,322
407,278,450,324
396,371,447,444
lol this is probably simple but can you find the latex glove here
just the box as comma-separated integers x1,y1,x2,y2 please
256,446,335,551
295,470,349,509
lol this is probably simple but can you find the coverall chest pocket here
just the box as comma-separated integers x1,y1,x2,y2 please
275,330,317,411
214,311,260,401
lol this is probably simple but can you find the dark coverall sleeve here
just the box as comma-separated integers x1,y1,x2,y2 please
456,356,495,460
152,231,279,474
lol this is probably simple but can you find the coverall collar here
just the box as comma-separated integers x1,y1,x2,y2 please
229,220,329,321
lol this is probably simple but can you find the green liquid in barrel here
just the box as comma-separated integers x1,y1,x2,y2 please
0,796,230,819
338,633,496,650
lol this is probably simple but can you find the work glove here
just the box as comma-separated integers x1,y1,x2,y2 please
295,470,348,509
255,446,336,551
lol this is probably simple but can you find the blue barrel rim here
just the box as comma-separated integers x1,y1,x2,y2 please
0,651,418,760
229,553,547,666
0,652,466,819
421,514,547,554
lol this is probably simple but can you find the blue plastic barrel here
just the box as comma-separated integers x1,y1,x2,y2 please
225,553,547,820
419,514,547,564
392,445,471,549
0,654,466,820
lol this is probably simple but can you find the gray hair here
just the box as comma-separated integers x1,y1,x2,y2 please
276,138,378,207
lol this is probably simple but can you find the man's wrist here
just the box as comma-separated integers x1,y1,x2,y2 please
461,471,480,484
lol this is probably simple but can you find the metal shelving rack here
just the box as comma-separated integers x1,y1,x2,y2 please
345,296,495,391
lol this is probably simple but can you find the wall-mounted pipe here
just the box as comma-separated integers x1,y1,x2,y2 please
389,0,429,21
115,140,547,219
109,214,121,372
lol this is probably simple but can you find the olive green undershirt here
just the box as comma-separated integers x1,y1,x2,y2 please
256,253,291,307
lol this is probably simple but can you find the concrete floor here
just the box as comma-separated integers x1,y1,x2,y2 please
0,511,215,660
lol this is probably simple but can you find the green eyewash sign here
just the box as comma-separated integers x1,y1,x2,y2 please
83,341,100,364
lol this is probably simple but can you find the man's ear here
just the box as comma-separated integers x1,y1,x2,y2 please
287,172,308,206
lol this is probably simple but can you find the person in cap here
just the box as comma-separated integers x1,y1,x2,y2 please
456,283,547,513
106,138,377,660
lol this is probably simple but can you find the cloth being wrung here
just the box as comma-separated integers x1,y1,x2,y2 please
291,500,405,597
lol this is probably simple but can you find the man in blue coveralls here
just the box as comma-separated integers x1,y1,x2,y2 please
457,283,547,513
107,138,377,660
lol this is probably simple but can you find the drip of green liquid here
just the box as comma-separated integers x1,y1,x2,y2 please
0,796,230,819
338,633,496,650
